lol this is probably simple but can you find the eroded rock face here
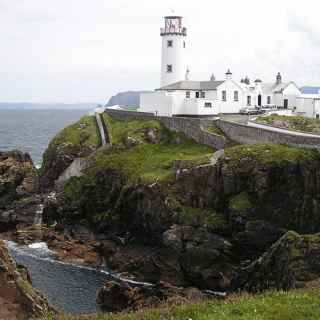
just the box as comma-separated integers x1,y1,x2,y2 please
0,151,40,231
0,240,53,319
237,231,320,292
39,142,95,191
0,151,38,205
97,280,205,313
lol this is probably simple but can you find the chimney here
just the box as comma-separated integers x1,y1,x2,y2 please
276,72,282,85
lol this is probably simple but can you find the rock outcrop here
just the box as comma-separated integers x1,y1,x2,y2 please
236,231,320,292
0,240,53,319
0,151,40,231
97,280,206,313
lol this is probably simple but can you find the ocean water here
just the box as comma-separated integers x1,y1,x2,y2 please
0,108,91,166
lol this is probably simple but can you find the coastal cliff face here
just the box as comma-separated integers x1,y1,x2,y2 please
0,151,40,231
0,240,52,319
39,115,101,191
41,115,320,297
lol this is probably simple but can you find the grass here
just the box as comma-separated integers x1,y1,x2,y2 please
229,192,252,213
224,143,320,167
49,288,320,320
256,114,320,134
93,141,213,184
89,116,213,184
50,115,101,149
102,114,164,145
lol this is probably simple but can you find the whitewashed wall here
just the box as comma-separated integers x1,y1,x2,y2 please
161,35,187,87
140,91,173,116
216,80,245,113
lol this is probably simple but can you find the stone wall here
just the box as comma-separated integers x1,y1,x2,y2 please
217,120,320,149
55,158,91,188
105,109,227,150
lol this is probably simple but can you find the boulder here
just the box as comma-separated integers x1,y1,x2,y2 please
237,231,320,292
97,280,205,313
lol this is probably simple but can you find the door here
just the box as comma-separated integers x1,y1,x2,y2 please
284,99,288,109
258,95,262,107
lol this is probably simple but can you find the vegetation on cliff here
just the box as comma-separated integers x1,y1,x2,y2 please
65,115,213,190
224,143,319,167
40,115,101,189
256,114,320,133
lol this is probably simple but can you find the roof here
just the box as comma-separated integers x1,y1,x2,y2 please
157,80,224,91
300,86,320,94
261,82,293,94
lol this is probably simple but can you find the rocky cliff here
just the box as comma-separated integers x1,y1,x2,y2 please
0,240,52,319
0,150,41,231
41,115,320,301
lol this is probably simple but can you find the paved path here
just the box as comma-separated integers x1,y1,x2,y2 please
248,121,320,139
95,112,107,147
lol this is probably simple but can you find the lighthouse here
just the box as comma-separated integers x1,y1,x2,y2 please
160,16,187,87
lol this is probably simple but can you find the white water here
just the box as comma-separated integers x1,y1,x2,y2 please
33,204,44,226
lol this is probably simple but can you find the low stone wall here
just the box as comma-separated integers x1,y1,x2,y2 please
55,158,91,188
217,120,320,149
105,109,226,150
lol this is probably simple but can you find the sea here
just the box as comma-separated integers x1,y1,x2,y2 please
0,105,113,315
0,106,93,167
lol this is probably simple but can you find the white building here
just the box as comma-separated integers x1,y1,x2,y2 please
295,87,320,118
139,15,302,117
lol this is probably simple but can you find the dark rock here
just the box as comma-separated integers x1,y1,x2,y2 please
233,220,285,259
236,231,320,292
97,280,205,313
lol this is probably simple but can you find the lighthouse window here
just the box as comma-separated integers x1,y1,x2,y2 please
196,92,200,98
267,96,271,104
234,91,239,102
167,40,173,47
201,91,206,98
183,41,186,48
186,91,190,99
222,91,227,101
166,65,173,73
247,96,252,106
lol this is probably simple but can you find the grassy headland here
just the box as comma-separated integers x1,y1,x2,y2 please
256,114,320,134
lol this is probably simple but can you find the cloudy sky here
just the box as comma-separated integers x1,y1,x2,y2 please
1,0,320,103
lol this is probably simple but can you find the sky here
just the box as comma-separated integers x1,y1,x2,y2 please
1,0,320,103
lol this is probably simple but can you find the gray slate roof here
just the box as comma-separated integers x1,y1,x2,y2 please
261,82,292,94
157,80,224,91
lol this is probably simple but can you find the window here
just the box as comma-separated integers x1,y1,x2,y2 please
183,41,186,48
195,92,200,98
204,102,212,108
222,90,227,101
201,91,206,98
267,96,271,104
247,96,251,106
186,91,190,99
166,64,173,73
167,40,173,47
234,91,239,102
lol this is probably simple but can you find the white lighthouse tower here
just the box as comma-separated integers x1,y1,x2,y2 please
160,15,187,87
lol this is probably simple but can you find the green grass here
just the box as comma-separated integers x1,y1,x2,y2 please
93,142,213,184
224,143,320,167
102,114,164,145
51,115,101,148
91,116,213,184
54,288,320,320
229,192,252,213
256,115,320,133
